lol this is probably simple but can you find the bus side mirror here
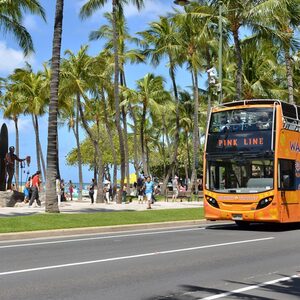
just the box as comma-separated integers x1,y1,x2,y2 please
282,175,291,189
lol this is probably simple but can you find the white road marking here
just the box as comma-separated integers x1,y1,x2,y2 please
0,237,274,276
200,274,299,300
0,227,204,249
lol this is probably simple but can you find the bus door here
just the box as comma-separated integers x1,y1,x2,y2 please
278,159,300,222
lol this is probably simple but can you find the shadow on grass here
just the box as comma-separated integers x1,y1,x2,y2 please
143,273,300,300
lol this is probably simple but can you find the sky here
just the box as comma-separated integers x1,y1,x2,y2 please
0,0,200,183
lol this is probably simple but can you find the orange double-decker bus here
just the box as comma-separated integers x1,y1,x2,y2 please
204,99,300,226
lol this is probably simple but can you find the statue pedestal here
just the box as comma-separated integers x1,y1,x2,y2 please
0,191,25,207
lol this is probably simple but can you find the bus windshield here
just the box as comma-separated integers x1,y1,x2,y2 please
207,159,274,194
209,108,273,133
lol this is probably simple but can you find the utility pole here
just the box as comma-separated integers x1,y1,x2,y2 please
218,0,223,104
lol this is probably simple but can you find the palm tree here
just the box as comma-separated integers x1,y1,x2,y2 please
249,0,300,104
0,80,25,190
46,0,64,213
80,0,145,203
8,65,48,180
0,0,46,55
61,46,106,202
135,73,171,176
89,11,144,193
59,95,84,201
138,16,183,192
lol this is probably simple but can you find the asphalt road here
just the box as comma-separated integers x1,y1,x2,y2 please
0,222,299,300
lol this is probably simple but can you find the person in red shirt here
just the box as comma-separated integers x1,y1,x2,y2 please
29,170,42,207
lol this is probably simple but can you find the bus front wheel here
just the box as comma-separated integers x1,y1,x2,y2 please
235,221,250,228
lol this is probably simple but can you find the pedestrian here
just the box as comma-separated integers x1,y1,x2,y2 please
23,176,31,203
172,175,179,202
104,180,111,203
5,146,25,190
56,176,61,205
89,179,96,204
29,171,41,208
68,180,74,201
144,176,154,209
137,176,145,204
60,179,66,202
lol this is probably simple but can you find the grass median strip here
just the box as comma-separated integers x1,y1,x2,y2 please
0,208,204,233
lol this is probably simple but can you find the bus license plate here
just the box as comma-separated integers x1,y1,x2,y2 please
232,214,243,220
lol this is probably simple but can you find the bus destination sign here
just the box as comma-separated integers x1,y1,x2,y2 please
207,131,272,153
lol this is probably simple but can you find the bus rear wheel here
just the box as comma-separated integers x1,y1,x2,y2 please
235,221,250,228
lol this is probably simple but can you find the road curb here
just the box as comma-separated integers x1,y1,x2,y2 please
0,220,208,241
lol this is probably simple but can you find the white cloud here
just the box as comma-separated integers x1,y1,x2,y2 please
0,41,35,75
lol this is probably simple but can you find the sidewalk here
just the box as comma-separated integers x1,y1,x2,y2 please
0,198,203,217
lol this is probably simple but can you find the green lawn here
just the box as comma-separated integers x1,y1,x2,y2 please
0,208,204,233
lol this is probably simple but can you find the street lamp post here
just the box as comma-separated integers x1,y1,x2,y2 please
173,0,190,6
218,1,223,104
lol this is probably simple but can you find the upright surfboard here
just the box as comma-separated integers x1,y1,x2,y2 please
0,124,8,191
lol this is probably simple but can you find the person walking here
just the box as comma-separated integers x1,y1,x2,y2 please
68,180,74,201
137,176,145,204
56,176,61,205
60,179,66,202
89,179,96,204
172,175,179,202
23,176,32,203
29,171,41,207
144,176,154,209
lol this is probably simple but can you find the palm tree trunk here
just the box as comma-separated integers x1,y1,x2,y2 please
233,28,243,100
186,129,191,177
112,0,125,203
128,103,139,180
120,71,130,193
140,102,148,175
102,89,118,200
189,68,200,194
56,133,60,179
14,116,20,191
74,104,83,201
77,93,104,203
284,45,294,104
35,115,46,179
46,0,64,213
32,114,42,177
161,60,180,194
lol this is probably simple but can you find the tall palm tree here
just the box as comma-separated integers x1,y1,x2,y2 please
89,11,144,193
46,0,64,213
138,16,182,192
58,95,84,201
80,0,145,203
0,0,46,55
0,80,25,190
249,0,300,104
61,46,106,202
9,65,48,180
135,73,171,176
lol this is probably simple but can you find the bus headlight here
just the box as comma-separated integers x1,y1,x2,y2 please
256,197,273,210
206,196,219,208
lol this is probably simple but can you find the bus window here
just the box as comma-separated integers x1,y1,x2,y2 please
209,108,273,133
207,159,274,193
279,159,295,190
